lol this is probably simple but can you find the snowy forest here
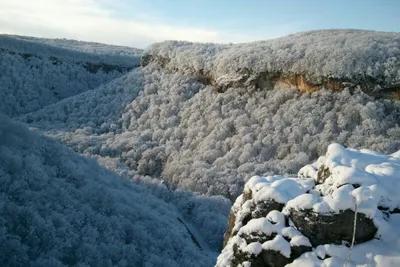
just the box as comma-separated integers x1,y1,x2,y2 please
1,30,400,266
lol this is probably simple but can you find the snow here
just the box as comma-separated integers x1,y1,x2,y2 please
219,144,400,266
262,235,292,258
284,194,321,212
288,143,400,217
16,60,400,202
0,34,140,67
0,35,141,117
289,235,400,267
8,34,143,57
145,29,400,88
243,242,263,255
232,200,253,233
240,261,252,267
218,209,312,266
267,210,286,225
0,30,398,266
238,217,276,236
246,175,315,204
0,114,216,266
289,235,312,247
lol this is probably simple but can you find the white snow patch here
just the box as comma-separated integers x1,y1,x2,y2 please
262,235,291,258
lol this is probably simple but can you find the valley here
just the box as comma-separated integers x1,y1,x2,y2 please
1,30,399,266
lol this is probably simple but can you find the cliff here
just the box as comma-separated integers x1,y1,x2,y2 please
142,29,400,99
217,144,400,267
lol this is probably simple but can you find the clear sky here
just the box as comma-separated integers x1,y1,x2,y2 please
0,0,399,48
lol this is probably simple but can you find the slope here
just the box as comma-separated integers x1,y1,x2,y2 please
8,34,142,57
18,62,400,200
0,35,141,117
0,113,215,267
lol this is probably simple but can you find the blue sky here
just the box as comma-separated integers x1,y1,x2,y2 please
126,0,400,33
0,0,399,48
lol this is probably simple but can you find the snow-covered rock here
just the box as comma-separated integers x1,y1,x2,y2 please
218,144,400,267
144,29,400,98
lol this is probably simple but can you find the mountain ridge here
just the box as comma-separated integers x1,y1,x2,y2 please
1,30,400,266
143,29,400,99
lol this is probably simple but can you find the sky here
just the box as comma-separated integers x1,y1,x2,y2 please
0,0,399,48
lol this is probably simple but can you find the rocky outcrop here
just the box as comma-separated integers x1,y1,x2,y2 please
288,209,376,247
142,55,400,99
216,144,400,266
218,209,313,267
142,30,400,100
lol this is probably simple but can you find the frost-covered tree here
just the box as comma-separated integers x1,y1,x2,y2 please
0,113,220,266
19,63,400,201
0,35,141,117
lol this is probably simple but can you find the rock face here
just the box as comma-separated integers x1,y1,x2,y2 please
289,209,377,247
218,210,313,267
216,144,400,267
142,30,400,100
222,198,285,248
217,176,315,267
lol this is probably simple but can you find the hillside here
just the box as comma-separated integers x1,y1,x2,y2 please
19,62,400,200
1,30,399,266
0,35,141,117
8,34,143,57
143,30,400,98
0,113,220,266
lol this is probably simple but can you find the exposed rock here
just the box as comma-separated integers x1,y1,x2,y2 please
142,30,400,100
260,246,311,267
289,208,377,247
251,201,285,220
223,187,286,248
316,165,331,184
223,212,237,248
217,145,400,266
218,208,313,267
223,189,254,247
142,53,400,99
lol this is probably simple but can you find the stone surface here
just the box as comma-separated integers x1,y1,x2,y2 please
141,54,400,99
289,208,377,247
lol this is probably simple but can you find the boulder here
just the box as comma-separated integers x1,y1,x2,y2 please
223,194,285,248
289,208,377,247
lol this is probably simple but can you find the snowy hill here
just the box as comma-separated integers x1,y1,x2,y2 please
1,30,400,266
218,144,400,267
0,113,220,266
18,62,400,200
8,34,143,57
144,30,400,98
0,35,141,117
